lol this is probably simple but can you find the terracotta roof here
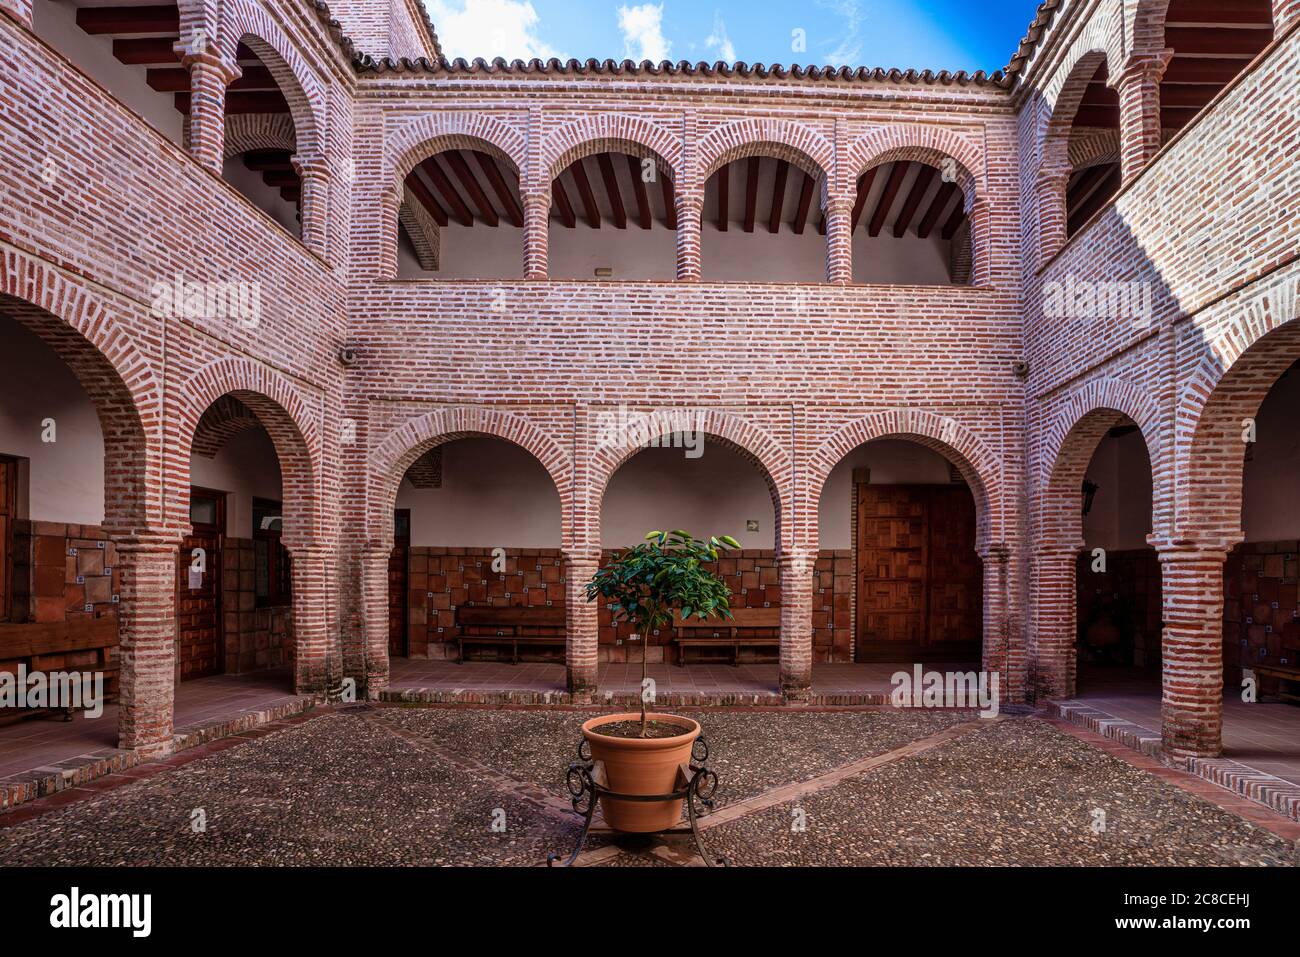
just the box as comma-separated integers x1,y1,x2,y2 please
355,55,1011,88
1001,0,1064,82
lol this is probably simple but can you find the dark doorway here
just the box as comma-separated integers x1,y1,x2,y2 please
389,509,410,657
177,486,225,680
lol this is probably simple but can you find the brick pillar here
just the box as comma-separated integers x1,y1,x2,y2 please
564,548,601,702
979,545,1012,702
291,153,330,254
1158,543,1228,758
1035,164,1072,263
289,543,334,696
1116,51,1173,183
115,537,179,756
823,195,854,285
1032,542,1080,700
180,52,239,174
522,190,550,279
361,542,391,698
779,547,817,701
675,190,703,281
965,199,990,286
1275,0,1300,32
380,186,402,278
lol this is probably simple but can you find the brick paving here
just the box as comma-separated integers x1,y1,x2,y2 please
3,705,1296,867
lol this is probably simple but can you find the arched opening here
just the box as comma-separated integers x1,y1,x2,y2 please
1064,61,1121,238
597,437,779,693
218,37,306,236
815,440,983,690
385,437,563,673
701,153,828,282
396,147,524,279
183,396,295,684
1157,0,1274,138
1073,418,1160,696
547,151,677,280
850,158,973,285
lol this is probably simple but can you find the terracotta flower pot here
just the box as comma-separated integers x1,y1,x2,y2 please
581,712,701,833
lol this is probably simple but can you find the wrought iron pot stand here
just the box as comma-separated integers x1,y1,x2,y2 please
547,734,728,867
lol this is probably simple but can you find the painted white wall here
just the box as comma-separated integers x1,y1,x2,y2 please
818,441,964,549
0,319,105,524
1243,365,1300,542
189,426,283,538
1082,429,1154,551
397,437,561,546
34,0,185,147
398,222,954,285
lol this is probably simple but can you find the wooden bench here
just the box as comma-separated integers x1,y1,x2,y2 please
0,617,119,724
455,606,566,664
1251,663,1300,704
672,607,780,667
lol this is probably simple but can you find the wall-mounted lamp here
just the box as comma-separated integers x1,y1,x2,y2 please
1082,480,1099,516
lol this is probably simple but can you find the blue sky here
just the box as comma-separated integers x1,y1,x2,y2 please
424,0,1041,74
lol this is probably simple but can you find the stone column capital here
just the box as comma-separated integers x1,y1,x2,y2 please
179,48,242,85
1116,48,1174,87
291,153,330,183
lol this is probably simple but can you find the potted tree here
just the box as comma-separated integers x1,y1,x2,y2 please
583,530,739,832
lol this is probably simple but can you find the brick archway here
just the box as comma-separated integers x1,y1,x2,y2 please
386,114,527,197
368,406,571,550
588,409,793,552
695,118,834,187
0,265,162,536
174,359,320,547
845,125,983,201
540,114,682,185
808,410,1002,552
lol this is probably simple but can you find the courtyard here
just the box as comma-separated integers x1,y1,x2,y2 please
3,704,1296,867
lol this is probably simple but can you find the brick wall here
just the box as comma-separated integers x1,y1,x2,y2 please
1225,542,1300,690
221,538,294,674
9,521,120,623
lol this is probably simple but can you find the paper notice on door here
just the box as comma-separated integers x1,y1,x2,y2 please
188,567,203,590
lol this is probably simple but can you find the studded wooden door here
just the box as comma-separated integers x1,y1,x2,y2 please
855,484,980,661
177,487,224,680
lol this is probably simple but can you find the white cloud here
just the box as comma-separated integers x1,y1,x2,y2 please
425,0,564,61
816,0,866,65
618,3,672,63
704,11,736,62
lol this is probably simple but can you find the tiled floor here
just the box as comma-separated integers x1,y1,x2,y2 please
1076,666,1300,786
387,658,980,698
0,668,301,780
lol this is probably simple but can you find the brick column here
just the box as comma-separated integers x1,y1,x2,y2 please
965,199,990,287
779,547,817,701
564,548,601,702
1031,541,1080,700
360,542,391,698
115,537,179,756
823,195,854,285
675,189,704,281
380,186,402,278
522,190,550,280
1158,543,1228,758
1275,0,1300,32
291,153,330,254
979,545,1012,702
180,52,239,174
289,543,334,696
1116,51,1173,183
1034,164,1072,263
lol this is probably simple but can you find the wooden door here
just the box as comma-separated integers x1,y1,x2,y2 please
177,487,224,680
0,455,15,621
855,484,981,661
388,509,410,657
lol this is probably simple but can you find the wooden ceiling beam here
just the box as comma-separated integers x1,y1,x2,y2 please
1068,164,1122,234
597,153,627,229
893,164,936,237
743,157,760,233
406,174,448,228
850,168,876,233
767,160,789,234
552,177,577,229
1163,26,1272,55
173,91,289,114
867,161,910,237
445,150,498,227
112,36,180,64
661,175,677,230
627,155,653,230
569,160,601,229
421,157,474,227
77,5,179,34
916,180,957,239
475,153,523,227
940,204,967,241
792,172,815,235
